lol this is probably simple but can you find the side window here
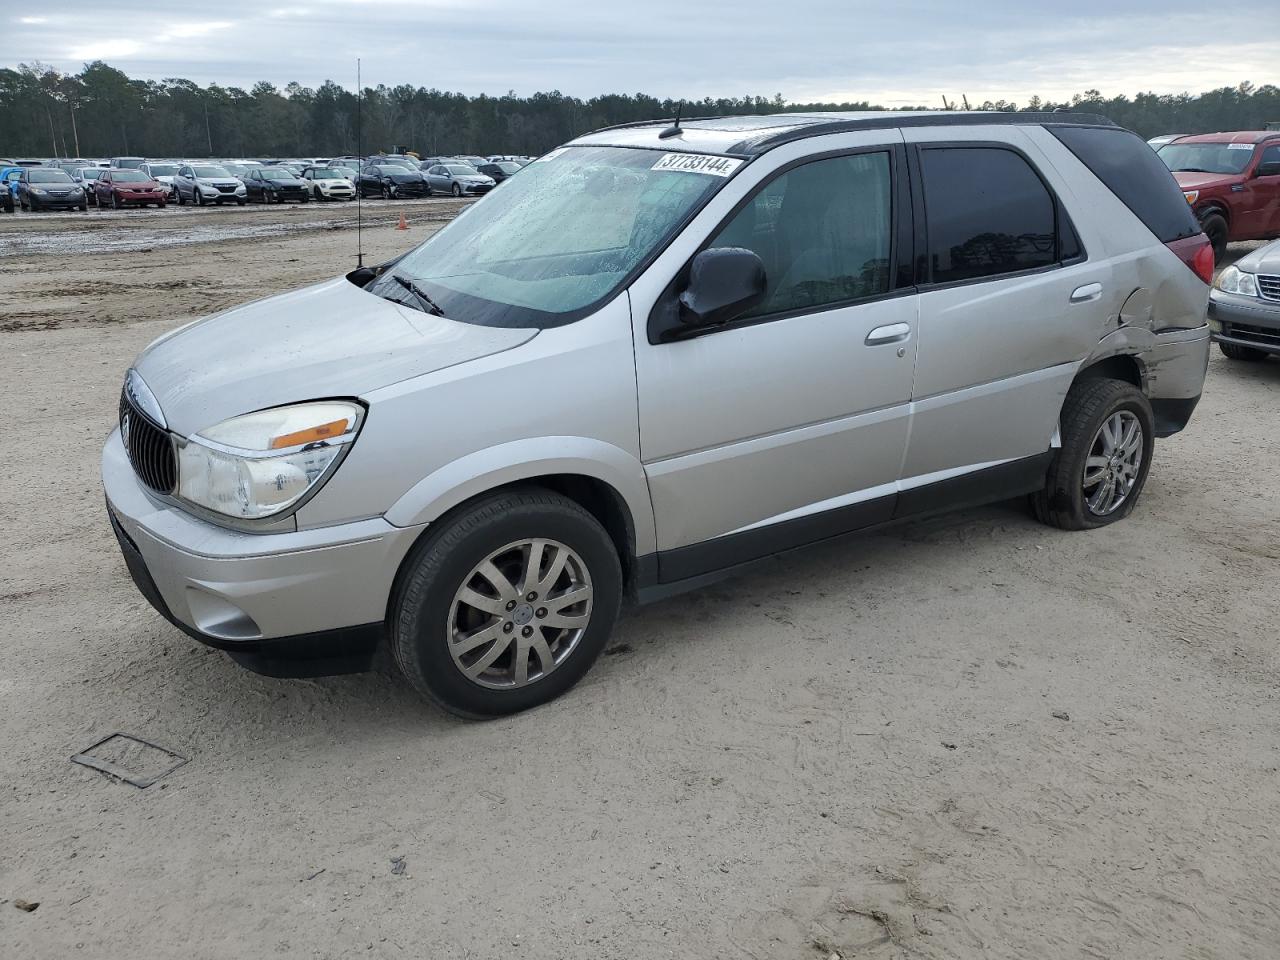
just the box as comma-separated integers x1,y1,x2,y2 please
707,152,892,319
1260,144,1280,170
920,147,1058,284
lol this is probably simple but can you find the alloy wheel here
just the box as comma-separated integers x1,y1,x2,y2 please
1083,410,1143,516
447,538,594,690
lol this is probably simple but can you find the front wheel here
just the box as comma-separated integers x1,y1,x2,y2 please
451,183,462,198
177,189,186,205
1033,378,1155,531
112,193,121,210
391,488,623,718
1201,213,1229,265
1219,341,1268,362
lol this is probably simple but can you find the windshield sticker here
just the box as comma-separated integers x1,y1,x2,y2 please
1227,143,1254,150
534,148,568,163
651,153,744,177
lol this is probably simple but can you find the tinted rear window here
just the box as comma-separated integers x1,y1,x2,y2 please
1050,126,1199,243
919,147,1058,284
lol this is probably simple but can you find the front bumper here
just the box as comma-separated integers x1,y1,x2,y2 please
28,193,85,208
116,192,167,204
102,428,426,675
1209,292,1280,354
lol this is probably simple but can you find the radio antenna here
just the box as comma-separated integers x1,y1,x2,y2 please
659,100,684,140
356,57,364,268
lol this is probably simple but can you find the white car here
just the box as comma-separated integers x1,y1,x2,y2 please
140,162,181,200
301,167,356,201
173,163,248,206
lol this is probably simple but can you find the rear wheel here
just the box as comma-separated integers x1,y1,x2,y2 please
1201,212,1229,264
1219,341,1268,362
1033,378,1155,531
391,488,622,718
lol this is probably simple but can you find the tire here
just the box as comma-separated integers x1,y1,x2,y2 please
451,182,462,198
79,204,87,212
1219,341,1267,362
112,193,121,210
1033,378,1155,531
177,188,186,205
237,199,245,206
313,187,322,201
391,488,623,718
158,200,166,209
1201,212,1228,264
382,185,392,200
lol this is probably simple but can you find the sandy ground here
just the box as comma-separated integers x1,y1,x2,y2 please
2,202,1279,960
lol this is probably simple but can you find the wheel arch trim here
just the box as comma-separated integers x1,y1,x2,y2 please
383,436,656,557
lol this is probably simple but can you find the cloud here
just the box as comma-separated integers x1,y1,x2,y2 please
11,1,1279,104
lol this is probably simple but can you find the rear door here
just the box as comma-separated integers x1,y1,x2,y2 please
899,129,1112,498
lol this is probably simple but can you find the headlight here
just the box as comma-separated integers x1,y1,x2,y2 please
32,187,47,195
177,401,363,520
1215,265,1259,298
1183,190,1199,205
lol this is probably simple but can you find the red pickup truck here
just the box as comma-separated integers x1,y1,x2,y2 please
1158,132,1280,262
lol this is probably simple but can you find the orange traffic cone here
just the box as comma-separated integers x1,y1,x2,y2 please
396,212,408,230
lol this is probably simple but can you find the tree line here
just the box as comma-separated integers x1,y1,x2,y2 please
2,61,1276,160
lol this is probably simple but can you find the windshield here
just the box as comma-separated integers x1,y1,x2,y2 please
78,168,104,180
223,164,247,175
192,165,229,178
147,164,178,176
115,159,144,169
1159,142,1255,175
263,169,296,180
370,145,739,328
374,165,406,174
30,170,74,183
493,162,521,174
445,165,479,175
311,170,342,179
112,170,149,182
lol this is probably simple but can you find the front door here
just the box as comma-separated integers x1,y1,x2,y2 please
632,144,918,581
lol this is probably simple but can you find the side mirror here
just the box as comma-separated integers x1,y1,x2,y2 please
678,247,767,328
1257,161,1280,178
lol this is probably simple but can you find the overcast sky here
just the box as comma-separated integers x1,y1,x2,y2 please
6,1,1276,105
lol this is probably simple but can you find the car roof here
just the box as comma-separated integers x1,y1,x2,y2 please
1171,131,1280,145
571,110,1118,157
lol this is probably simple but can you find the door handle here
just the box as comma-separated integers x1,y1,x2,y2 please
1070,283,1103,304
865,322,911,345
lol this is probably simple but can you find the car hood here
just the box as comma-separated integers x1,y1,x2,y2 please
387,173,422,182
1234,239,1280,275
1172,171,1242,190
116,181,163,189
135,275,537,436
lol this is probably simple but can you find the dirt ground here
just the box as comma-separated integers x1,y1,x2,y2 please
2,202,1279,960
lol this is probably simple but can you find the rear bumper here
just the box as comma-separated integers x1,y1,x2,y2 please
102,428,426,676
1209,292,1280,354
1146,324,1210,436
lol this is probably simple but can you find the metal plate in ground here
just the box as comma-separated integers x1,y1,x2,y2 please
70,733,188,788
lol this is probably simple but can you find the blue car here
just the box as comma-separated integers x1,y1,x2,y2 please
0,167,20,213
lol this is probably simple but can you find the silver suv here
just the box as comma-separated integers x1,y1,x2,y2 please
103,112,1212,716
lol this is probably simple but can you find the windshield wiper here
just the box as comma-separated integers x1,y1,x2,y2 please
1175,167,1211,173
387,274,444,316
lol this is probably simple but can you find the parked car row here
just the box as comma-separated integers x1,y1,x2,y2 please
1,152,533,213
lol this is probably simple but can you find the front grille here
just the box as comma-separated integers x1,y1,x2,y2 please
1258,274,1280,302
119,388,177,494
215,184,237,193
1224,321,1280,347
